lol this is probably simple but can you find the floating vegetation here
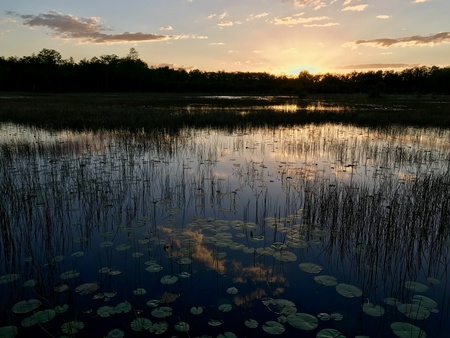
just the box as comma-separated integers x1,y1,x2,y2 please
12,300,42,314
75,283,98,295
335,284,362,298
0,326,18,338
61,321,84,335
174,322,189,332
287,313,318,331
391,322,426,338
262,321,285,335
404,281,429,293
130,318,152,332
1,117,450,337
362,302,385,317
299,263,323,274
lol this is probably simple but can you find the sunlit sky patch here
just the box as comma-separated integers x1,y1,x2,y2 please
0,0,448,74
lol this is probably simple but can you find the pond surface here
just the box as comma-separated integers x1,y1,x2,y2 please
1,109,450,337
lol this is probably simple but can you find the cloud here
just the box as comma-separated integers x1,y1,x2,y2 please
376,15,391,19
274,13,330,26
343,0,360,4
159,26,173,31
339,63,416,70
345,32,450,48
7,11,206,43
208,12,227,20
304,22,339,27
413,0,430,2
217,21,234,27
283,0,327,10
247,12,269,21
342,4,369,11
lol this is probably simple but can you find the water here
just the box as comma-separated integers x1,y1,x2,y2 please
0,115,449,337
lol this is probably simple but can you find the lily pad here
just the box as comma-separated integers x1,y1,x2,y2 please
23,279,37,288
149,321,169,334
336,283,362,298
245,319,258,328
263,321,285,334
0,274,20,284
75,282,98,295
54,284,70,293
61,321,84,335
151,306,173,318
131,318,152,332
97,306,115,317
0,326,18,338
175,322,190,332
115,301,132,314
412,295,437,310
160,275,178,285
60,270,79,280
397,303,430,320
299,263,322,274
314,275,338,286
273,251,297,262
190,306,204,315
391,322,426,338
362,302,385,317
54,304,69,313
106,329,124,338
208,318,224,326
227,287,238,295
287,313,318,330
316,328,346,338
133,288,146,296
12,300,42,314
404,281,429,293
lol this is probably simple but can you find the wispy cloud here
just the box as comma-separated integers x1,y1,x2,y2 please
413,0,430,3
159,26,173,31
7,11,206,43
274,13,331,26
342,4,369,11
304,22,339,27
339,63,416,70
283,0,327,10
343,0,360,4
376,15,391,19
247,13,269,21
345,32,450,48
217,21,234,27
208,12,227,20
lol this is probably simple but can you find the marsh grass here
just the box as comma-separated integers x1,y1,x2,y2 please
1,93,450,131
1,118,450,336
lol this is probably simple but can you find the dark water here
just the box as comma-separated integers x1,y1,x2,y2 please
1,120,449,337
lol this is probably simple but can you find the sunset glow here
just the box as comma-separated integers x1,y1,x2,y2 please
1,0,448,74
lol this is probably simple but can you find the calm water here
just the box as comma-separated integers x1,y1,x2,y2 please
1,114,450,337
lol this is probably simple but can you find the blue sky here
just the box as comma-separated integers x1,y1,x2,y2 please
0,0,448,74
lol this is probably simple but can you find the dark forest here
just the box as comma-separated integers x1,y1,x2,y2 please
1,48,449,95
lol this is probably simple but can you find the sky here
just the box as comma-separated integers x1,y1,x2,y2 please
0,0,449,75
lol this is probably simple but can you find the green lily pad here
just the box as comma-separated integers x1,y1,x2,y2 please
404,281,429,293
60,270,79,280
227,287,238,295
75,282,98,295
23,279,37,288
131,318,152,332
61,321,84,335
0,326,18,338
316,328,346,338
218,332,238,338
397,303,430,320
190,306,204,315
245,319,258,328
151,306,173,318
362,302,385,317
160,275,178,285
133,288,146,296
0,274,20,284
263,321,285,334
54,304,69,313
115,301,132,314
273,251,297,262
106,329,124,338
314,275,338,286
149,321,169,334
53,284,70,293
287,313,318,330
97,306,115,317
299,263,322,274
12,299,42,314
175,322,189,332
412,295,437,310
391,322,426,338
336,283,362,298
208,318,224,326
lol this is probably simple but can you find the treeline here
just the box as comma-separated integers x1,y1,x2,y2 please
1,48,449,95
